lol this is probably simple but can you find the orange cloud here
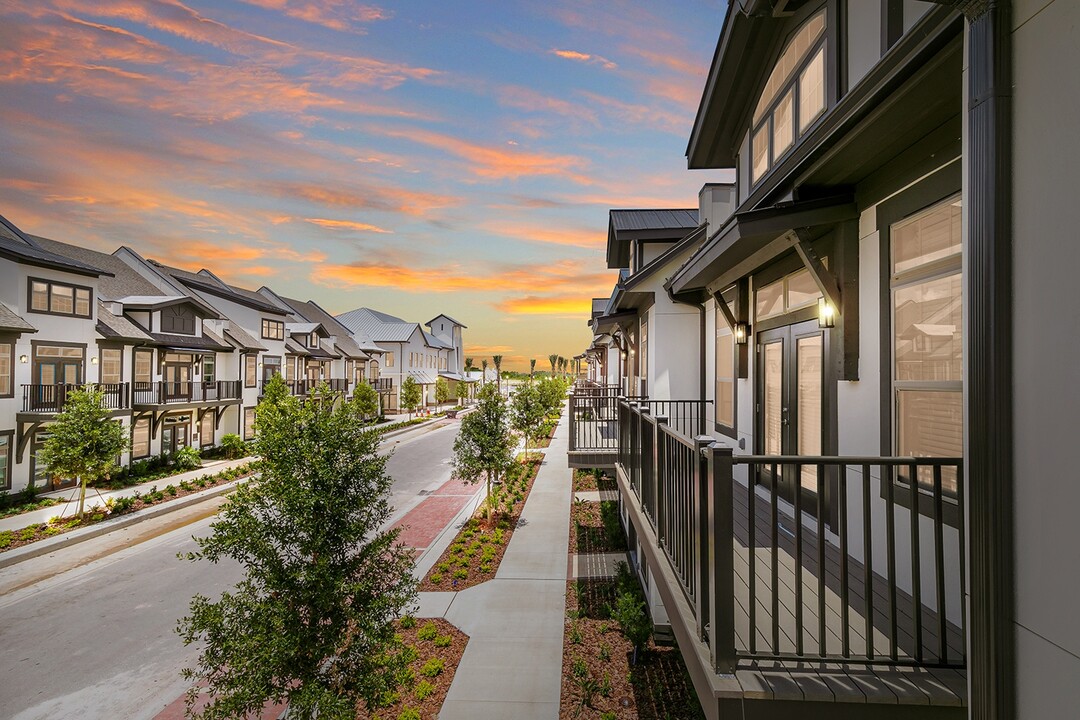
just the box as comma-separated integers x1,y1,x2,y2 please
304,218,393,233
503,294,594,316
465,345,515,354
551,48,617,70
238,1,391,32
479,221,603,249
372,127,592,183
576,90,687,135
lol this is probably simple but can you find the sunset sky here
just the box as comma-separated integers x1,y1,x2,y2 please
0,0,726,370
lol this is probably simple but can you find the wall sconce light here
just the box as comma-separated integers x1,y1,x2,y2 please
734,322,749,345
20,354,28,364
818,298,836,329
91,356,99,364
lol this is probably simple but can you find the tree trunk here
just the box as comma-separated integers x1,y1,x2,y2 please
77,475,87,520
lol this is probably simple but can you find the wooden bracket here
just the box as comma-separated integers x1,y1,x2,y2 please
793,227,842,311
15,421,45,464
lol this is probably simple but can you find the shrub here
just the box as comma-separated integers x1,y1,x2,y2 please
570,656,587,678
0,530,12,548
220,433,246,460
433,634,452,648
478,562,491,574
397,708,421,720
417,621,438,641
568,622,583,645
19,525,38,541
400,644,420,664
399,615,417,629
396,666,416,689
111,496,137,514
601,712,617,720
91,513,104,522
377,689,400,708
599,672,612,698
452,568,468,580
612,593,653,663
437,562,451,573
179,480,194,492
429,572,443,584
414,680,435,701
598,643,610,661
420,658,444,677
165,484,178,497
173,445,202,471
43,526,59,536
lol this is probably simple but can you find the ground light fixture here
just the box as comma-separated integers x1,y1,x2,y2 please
734,322,749,344
818,298,836,328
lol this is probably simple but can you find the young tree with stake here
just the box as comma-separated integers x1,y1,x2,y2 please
353,380,380,421
400,376,422,419
435,376,450,410
451,382,514,518
510,378,545,461
38,386,129,520
177,376,416,720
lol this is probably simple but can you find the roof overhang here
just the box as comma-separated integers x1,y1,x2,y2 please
668,195,858,294
606,212,699,269
589,310,639,336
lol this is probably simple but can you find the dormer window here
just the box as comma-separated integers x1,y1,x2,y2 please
308,333,319,348
750,9,827,184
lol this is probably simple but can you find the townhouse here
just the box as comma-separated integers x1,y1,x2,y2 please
335,307,468,411
574,2,1075,718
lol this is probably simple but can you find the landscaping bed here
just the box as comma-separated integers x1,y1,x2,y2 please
357,617,468,720
561,570,704,720
0,462,258,553
533,415,560,449
573,468,618,493
570,499,627,554
418,453,544,591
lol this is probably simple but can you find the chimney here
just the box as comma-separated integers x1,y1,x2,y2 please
698,182,737,233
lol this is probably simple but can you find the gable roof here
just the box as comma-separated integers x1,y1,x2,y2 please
607,209,699,269
427,314,467,329
32,235,166,299
336,307,418,343
223,323,266,352
147,260,288,316
422,329,453,350
96,302,152,342
0,301,36,333
0,216,108,278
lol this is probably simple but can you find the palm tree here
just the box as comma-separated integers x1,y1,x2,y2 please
482,359,489,385
530,358,536,377
492,355,503,395
548,354,558,378
465,356,475,373
558,356,567,376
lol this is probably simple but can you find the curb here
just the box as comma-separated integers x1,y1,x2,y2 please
0,479,243,570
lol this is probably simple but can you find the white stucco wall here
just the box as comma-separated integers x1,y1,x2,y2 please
1012,0,1080,713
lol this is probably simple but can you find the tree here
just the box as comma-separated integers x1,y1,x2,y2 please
177,376,416,720
434,376,450,409
353,380,380,420
510,379,545,461
537,376,566,418
464,357,475,373
491,355,503,395
548,353,558,378
481,359,489,385
38,385,129,519
451,382,514,516
529,358,536,377
400,376,422,419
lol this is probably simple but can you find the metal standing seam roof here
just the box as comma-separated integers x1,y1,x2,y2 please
421,330,453,350
273,297,368,359
0,302,36,333
427,314,467,329
336,307,418,343
609,209,699,232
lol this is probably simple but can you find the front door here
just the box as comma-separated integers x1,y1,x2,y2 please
164,363,191,400
162,421,189,455
757,320,830,514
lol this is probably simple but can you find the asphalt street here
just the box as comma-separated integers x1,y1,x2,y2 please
0,421,461,720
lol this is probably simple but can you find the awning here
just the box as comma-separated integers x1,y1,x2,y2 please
407,370,437,385
149,331,232,353
590,310,638,336
667,195,858,294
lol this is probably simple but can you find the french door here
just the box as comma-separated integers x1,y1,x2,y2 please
164,363,192,400
757,320,831,515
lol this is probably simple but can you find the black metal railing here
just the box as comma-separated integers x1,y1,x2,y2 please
568,393,620,453
132,381,241,405
21,383,130,412
617,401,966,674
373,377,393,392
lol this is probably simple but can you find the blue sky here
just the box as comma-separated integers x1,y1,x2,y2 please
0,0,727,369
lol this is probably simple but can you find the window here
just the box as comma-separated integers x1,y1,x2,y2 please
756,264,825,321
244,355,257,387
244,407,256,439
285,355,295,381
132,418,150,459
354,362,365,384
100,348,122,385
0,342,12,398
346,361,353,383
385,352,395,368
308,333,319,348
891,196,963,495
750,9,827,184
202,356,215,383
134,350,153,384
639,319,649,394
261,319,284,340
28,279,92,318
715,309,735,431
0,431,11,491
200,412,215,448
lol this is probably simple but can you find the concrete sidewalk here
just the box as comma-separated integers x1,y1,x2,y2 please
416,404,571,719
0,456,256,534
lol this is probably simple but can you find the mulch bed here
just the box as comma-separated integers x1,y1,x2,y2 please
569,499,628,554
418,454,544,591
573,469,618,493
0,463,257,554
561,580,704,720
357,617,469,720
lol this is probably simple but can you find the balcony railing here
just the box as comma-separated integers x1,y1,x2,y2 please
266,378,351,396
618,400,966,673
372,377,393,392
21,383,130,413
132,381,241,405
